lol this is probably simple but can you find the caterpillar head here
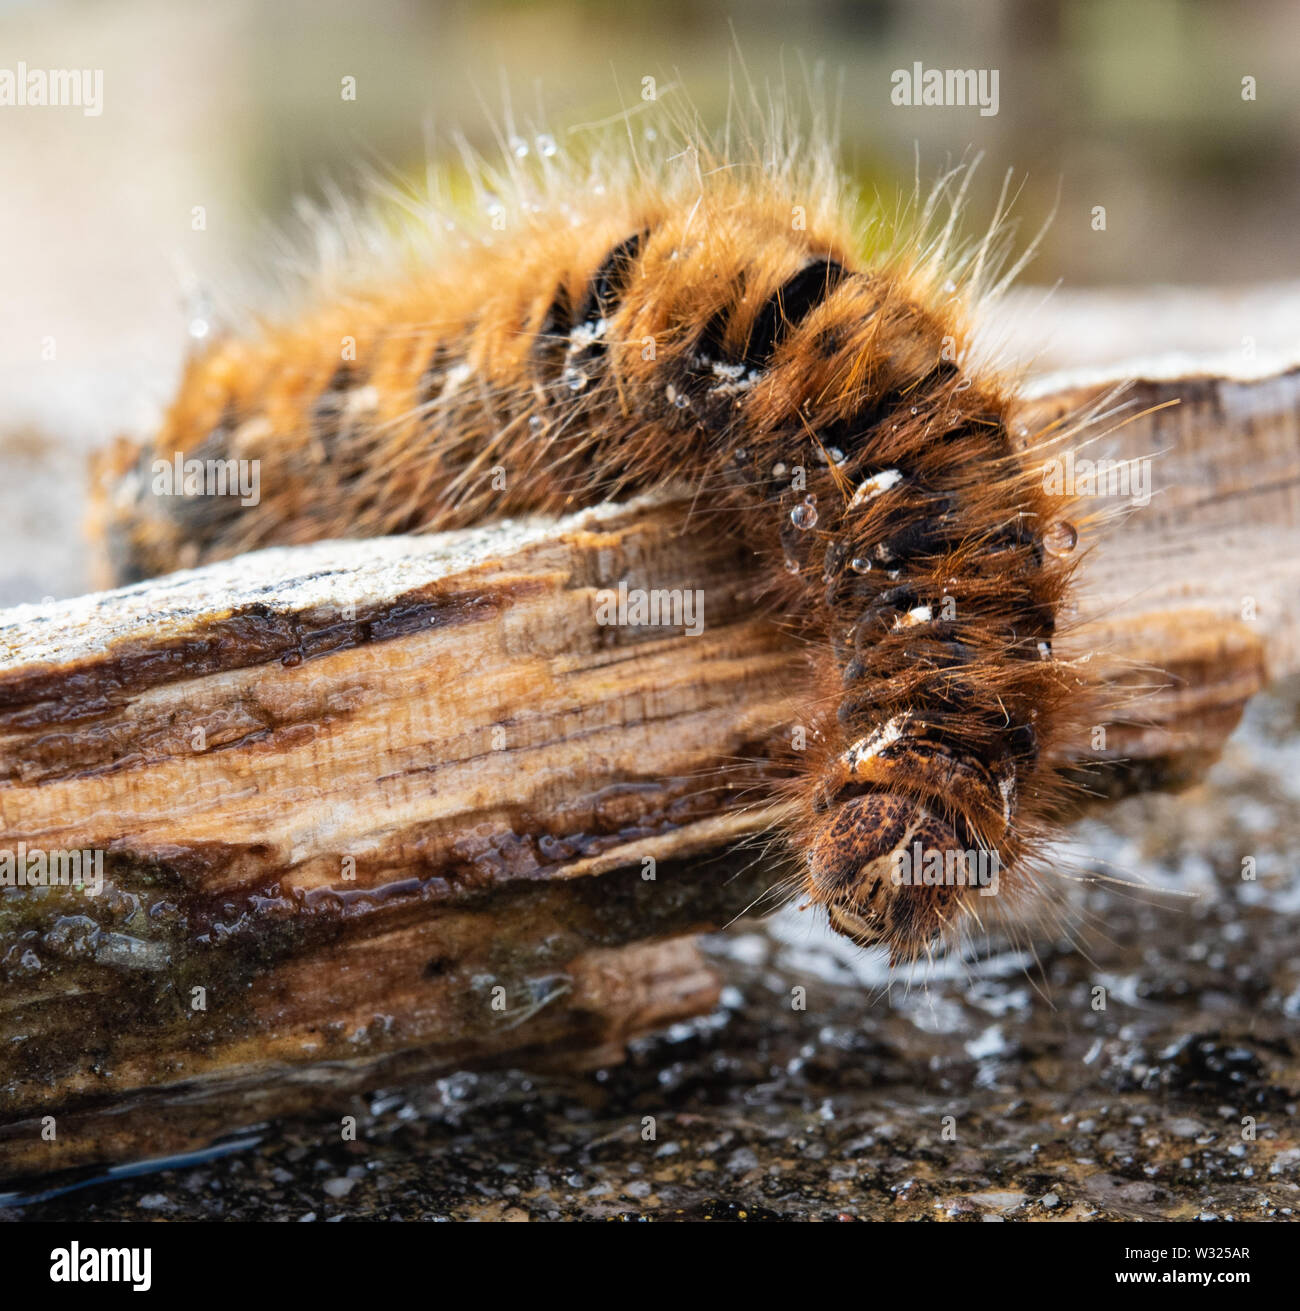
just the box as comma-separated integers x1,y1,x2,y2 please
803,791,1004,966
801,713,1021,963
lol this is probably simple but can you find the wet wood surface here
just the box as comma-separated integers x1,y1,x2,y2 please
2,355,1299,1187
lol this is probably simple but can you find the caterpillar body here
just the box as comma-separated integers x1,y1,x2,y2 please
93,113,1085,967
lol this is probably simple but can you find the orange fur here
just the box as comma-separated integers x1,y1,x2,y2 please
91,111,1088,968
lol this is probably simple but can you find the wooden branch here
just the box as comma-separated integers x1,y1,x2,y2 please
1022,361,1300,788
0,506,790,1184
1024,361,1300,672
2,357,1298,1185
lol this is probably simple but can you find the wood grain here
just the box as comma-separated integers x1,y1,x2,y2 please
2,356,1298,1185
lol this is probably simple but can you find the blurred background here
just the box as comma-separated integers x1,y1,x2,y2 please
1,0,1298,603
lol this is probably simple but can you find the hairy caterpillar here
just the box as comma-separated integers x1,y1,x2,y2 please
90,103,1087,968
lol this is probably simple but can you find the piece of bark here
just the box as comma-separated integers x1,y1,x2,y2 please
1024,360,1300,669
1021,361,1300,788
2,358,1298,1185
0,504,803,1185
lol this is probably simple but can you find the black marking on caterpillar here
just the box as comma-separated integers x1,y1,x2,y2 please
105,121,1086,970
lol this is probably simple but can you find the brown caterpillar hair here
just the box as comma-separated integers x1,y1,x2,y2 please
90,96,1088,969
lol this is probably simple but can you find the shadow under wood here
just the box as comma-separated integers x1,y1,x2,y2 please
0,846,779,1187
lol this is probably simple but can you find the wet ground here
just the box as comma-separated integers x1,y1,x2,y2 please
5,682,1299,1222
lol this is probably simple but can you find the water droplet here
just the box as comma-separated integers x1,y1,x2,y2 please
790,497,818,531
188,318,209,340
528,415,545,434
509,135,530,159
1037,640,1053,660
1044,521,1078,556
732,448,748,462
772,462,787,479
909,406,919,416
563,367,587,392
784,557,801,574
644,126,658,143
849,557,872,574
536,133,558,158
